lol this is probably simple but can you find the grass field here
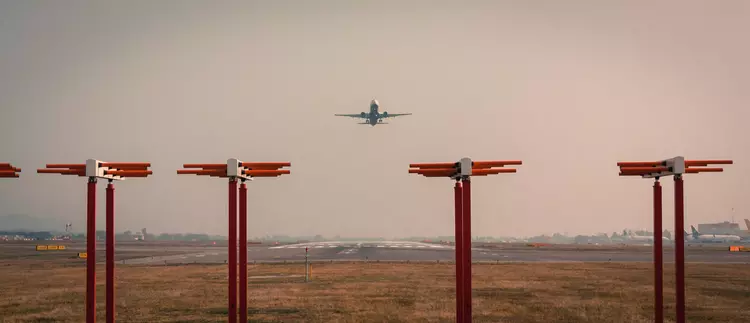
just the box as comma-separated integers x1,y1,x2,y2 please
1,262,749,322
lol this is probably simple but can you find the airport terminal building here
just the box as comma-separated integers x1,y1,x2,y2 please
698,221,740,235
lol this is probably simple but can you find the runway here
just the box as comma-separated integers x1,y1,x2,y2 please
119,241,750,265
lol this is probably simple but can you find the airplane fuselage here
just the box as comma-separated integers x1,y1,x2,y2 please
367,100,380,126
694,234,741,243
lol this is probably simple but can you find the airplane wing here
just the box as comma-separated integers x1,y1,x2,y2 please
335,113,369,119
381,113,412,118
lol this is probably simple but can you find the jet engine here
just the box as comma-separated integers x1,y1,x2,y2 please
382,111,388,118
360,112,366,117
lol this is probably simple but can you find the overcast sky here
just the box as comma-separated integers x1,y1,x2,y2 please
1,1,748,238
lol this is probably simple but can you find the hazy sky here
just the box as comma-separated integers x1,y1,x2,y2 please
1,1,748,238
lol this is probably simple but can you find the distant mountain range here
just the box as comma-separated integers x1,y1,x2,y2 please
0,214,68,232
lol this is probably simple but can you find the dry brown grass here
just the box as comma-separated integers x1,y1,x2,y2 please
0,262,748,322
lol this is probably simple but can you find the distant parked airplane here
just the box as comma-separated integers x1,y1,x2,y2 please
690,225,741,243
335,99,412,126
625,230,670,243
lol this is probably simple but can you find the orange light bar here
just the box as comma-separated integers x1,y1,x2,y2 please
37,169,86,176
182,163,228,169
619,166,668,173
685,167,724,173
243,169,290,176
104,170,153,177
243,166,285,170
421,174,455,177
409,163,457,169
241,162,291,168
409,168,455,174
473,160,523,168
616,161,663,167
472,168,517,175
100,162,151,168
177,169,227,176
105,165,149,170
45,164,86,169
410,171,457,178
0,173,19,178
0,163,19,170
0,165,21,172
685,160,733,167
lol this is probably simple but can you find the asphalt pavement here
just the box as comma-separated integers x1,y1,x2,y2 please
117,240,750,265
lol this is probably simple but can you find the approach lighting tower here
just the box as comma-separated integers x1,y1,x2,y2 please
38,160,152,323
409,157,522,323
617,157,732,323
177,158,290,323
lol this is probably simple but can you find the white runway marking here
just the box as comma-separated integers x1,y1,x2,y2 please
268,241,454,250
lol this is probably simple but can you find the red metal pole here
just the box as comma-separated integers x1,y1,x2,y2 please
675,175,685,323
454,180,463,323
239,182,248,323
461,177,472,323
228,179,238,323
86,178,97,323
653,179,663,323
106,182,116,323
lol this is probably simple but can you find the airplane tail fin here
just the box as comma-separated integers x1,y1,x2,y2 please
690,225,700,239
745,219,750,230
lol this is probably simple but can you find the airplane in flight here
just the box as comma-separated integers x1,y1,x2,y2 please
335,99,412,126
